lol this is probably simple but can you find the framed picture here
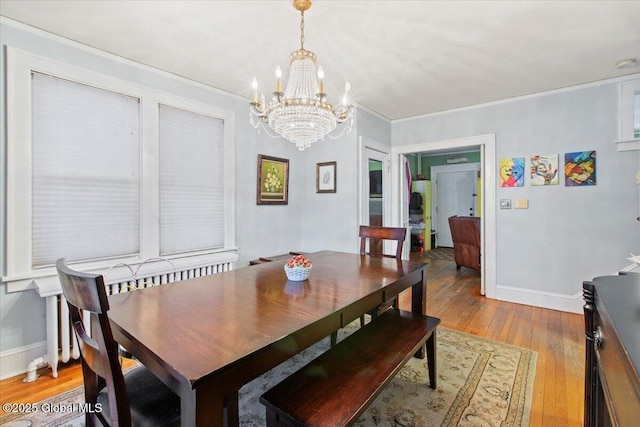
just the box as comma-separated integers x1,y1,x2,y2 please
499,157,525,187
257,154,289,204
565,150,596,186
316,161,337,193
530,154,559,186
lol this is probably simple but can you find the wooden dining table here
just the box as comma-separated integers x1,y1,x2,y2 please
107,250,428,427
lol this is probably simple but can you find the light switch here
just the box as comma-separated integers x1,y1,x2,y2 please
500,199,511,209
514,199,529,209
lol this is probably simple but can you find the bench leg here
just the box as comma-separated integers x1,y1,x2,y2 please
330,331,337,347
426,331,437,389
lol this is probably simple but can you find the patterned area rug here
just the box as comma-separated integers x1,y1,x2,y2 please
0,326,536,427
421,247,455,261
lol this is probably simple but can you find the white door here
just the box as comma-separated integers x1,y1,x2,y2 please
433,166,479,247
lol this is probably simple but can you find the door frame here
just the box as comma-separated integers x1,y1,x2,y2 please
358,136,392,250
431,162,481,248
390,134,496,298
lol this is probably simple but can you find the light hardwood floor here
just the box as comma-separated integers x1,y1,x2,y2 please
0,256,585,425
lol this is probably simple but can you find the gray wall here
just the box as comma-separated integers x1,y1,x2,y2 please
301,108,392,254
393,83,640,300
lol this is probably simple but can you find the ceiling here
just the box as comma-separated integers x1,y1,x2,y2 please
1,0,639,121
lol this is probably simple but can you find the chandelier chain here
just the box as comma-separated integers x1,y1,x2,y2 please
300,11,305,50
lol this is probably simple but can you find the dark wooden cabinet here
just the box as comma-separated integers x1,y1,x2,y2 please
583,273,640,426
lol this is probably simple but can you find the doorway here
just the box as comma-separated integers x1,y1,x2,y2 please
431,163,481,247
390,134,496,298
359,137,391,253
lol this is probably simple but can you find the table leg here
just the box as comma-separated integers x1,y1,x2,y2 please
181,382,227,427
412,273,426,359
426,332,437,389
224,391,239,427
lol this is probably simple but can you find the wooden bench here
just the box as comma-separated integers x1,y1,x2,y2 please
260,309,440,427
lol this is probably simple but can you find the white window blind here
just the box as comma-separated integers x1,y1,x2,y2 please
31,72,141,267
159,105,225,255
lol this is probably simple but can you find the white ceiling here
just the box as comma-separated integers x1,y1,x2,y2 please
1,0,639,121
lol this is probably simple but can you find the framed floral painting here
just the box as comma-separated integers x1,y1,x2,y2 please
257,154,289,204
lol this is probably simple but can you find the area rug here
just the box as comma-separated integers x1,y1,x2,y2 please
421,247,455,262
0,327,536,427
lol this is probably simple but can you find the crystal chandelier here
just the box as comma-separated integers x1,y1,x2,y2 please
250,0,353,151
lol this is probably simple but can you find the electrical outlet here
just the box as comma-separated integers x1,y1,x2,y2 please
500,199,511,209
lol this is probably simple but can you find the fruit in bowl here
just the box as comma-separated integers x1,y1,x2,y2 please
286,254,312,269
284,255,312,281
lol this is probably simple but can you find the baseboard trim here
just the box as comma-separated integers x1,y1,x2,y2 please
496,285,583,314
0,341,46,380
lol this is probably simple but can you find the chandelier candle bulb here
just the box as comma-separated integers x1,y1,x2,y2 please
317,66,324,94
252,77,258,103
275,66,282,93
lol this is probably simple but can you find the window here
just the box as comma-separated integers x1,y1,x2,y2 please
617,78,640,144
159,105,225,255
31,73,141,267
5,48,235,290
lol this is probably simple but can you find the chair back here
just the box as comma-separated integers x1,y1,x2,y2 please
447,216,481,271
359,225,407,260
56,258,131,426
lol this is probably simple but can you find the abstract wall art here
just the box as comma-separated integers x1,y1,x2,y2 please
530,154,559,186
565,150,596,186
499,157,525,187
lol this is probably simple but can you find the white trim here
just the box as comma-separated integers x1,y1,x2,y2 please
616,139,640,151
355,103,392,122
358,137,392,223
496,286,584,314
394,73,640,123
391,134,496,299
358,137,395,255
0,341,47,381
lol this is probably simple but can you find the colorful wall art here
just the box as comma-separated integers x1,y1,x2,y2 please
565,150,596,186
530,154,559,186
499,157,525,187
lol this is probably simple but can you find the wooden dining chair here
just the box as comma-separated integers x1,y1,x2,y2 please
56,258,184,427
330,226,407,346
359,225,406,260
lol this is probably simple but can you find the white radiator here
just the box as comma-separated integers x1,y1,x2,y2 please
40,258,234,379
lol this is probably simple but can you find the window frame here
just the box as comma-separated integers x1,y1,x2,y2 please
616,78,640,150
5,48,236,292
